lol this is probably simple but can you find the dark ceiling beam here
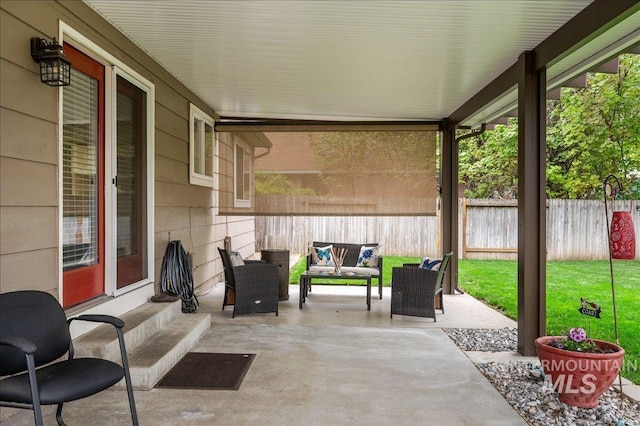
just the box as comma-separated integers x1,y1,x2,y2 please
533,0,640,72
216,119,440,132
546,88,562,100
562,74,587,88
490,117,510,126
448,0,640,128
592,57,620,74
628,44,640,54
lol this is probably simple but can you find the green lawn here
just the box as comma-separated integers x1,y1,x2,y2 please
290,256,640,384
458,259,639,385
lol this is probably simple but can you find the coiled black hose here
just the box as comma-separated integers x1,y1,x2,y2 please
159,240,199,313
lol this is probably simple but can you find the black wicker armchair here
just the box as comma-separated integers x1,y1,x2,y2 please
218,248,279,317
390,252,452,322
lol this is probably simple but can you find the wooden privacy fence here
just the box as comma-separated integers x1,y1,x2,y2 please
255,199,640,261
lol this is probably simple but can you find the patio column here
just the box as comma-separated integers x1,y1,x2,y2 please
517,51,546,356
440,121,458,294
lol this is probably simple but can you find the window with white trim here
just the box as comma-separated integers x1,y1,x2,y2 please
234,140,251,207
189,104,216,187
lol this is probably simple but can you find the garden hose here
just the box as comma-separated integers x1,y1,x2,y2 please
159,240,199,313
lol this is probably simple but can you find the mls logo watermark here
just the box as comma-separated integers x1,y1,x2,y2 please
538,358,625,395
549,372,597,394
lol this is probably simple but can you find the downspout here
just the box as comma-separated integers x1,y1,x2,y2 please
254,147,271,159
455,123,486,143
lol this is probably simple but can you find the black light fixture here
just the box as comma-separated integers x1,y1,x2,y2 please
30,37,71,87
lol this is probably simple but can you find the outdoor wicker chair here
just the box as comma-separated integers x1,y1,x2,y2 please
390,252,452,322
218,248,279,317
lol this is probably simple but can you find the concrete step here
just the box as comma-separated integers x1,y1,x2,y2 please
73,300,211,390
125,312,211,390
73,301,183,361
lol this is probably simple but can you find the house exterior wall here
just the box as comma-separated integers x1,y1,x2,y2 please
0,1,256,308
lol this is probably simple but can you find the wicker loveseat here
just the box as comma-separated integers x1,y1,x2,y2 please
306,242,383,299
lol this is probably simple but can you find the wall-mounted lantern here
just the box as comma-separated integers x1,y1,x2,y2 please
30,37,71,87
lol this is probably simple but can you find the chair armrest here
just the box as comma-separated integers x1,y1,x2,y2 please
0,334,37,354
71,314,125,328
244,259,266,265
403,263,420,268
69,315,132,374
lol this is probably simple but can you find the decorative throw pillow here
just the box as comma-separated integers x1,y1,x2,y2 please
419,257,441,271
356,245,380,268
311,245,334,266
229,251,245,267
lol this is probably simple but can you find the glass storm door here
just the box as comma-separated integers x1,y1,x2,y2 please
62,45,105,307
115,76,148,289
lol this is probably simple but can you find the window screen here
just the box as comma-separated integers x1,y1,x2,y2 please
250,130,438,215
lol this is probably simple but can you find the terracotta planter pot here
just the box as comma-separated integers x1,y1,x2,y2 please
535,336,625,408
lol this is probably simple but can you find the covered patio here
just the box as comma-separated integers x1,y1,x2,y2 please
2,1,640,424
6,283,528,425
80,0,640,355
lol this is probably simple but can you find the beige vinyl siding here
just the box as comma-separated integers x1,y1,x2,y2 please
0,0,246,297
0,109,58,163
1,5,60,295
1,158,57,206
0,249,58,293
0,207,58,254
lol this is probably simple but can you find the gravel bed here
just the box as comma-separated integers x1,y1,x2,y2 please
478,361,640,426
443,327,518,352
444,327,640,425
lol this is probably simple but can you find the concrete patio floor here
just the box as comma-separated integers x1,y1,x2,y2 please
3,280,537,426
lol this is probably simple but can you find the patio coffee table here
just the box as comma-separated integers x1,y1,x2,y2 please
299,271,372,310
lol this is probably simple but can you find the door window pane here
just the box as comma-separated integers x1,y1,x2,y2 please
116,76,147,288
62,69,99,270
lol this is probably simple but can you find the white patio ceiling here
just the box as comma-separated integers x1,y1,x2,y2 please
84,0,640,127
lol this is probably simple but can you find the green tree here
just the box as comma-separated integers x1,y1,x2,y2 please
459,123,518,199
460,54,640,199
547,54,640,198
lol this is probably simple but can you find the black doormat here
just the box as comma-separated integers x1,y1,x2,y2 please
156,352,255,390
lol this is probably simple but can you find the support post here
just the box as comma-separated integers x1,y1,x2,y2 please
440,122,458,294
517,51,547,356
